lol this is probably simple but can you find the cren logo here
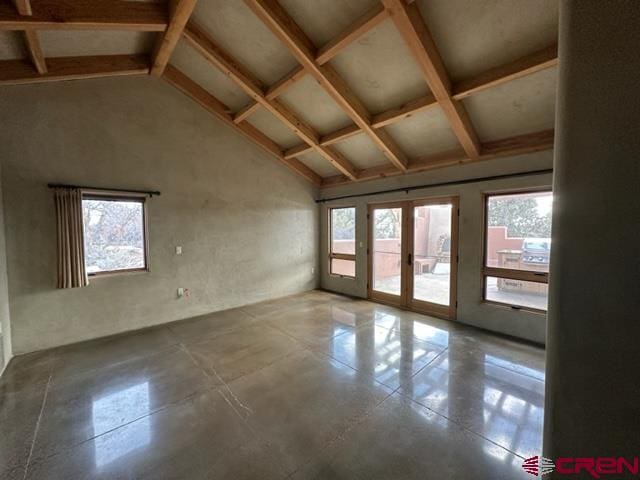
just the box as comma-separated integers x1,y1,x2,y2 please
523,456,556,476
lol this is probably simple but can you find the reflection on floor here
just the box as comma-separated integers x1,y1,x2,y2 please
375,273,450,305
0,290,545,479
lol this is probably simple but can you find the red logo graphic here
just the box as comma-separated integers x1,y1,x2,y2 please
523,456,640,478
523,456,555,476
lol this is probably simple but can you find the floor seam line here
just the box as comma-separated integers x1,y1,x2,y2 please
284,387,396,479
179,344,293,477
25,388,208,466
179,342,255,419
22,373,52,480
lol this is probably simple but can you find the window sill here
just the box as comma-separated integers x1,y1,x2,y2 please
481,299,546,315
329,274,356,280
88,268,150,280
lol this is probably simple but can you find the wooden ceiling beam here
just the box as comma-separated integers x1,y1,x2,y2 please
236,39,557,145
163,64,322,185
316,4,389,64
233,102,261,124
183,22,358,180
245,0,408,173
11,0,31,16
11,0,48,74
282,41,556,159
383,0,481,160
231,4,389,124
150,0,198,76
321,129,555,187
23,29,47,74
452,44,559,100
232,65,306,123
0,1,168,31
0,54,149,85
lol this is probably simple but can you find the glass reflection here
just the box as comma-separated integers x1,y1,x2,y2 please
92,382,151,468
331,305,357,328
406,348,544,460
373,312,451,347
330,315,449,390
482,360,544,459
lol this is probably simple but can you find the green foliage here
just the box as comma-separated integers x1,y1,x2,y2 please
374,209,400,239
83,199,145,272
488,197,552,238
331,208,355,240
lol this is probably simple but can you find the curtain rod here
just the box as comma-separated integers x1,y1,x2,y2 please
47,184,161,197
316,168,554,203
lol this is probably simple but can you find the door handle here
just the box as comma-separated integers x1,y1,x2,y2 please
408,253,412,266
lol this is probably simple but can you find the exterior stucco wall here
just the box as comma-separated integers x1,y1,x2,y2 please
0,76,319,354
320,151,553,344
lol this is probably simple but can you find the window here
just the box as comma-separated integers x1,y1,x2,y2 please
483,190,552,311
82,194,148,276
329,207,356,278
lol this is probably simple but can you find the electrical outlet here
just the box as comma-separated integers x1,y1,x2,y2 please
177,287,184,298
311,267,315,274
176,246,182,255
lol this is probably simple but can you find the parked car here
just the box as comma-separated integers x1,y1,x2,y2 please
522,237,551,264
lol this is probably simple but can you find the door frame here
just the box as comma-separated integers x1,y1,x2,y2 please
407,196,459,320
367,196,459,320
367,201,409,308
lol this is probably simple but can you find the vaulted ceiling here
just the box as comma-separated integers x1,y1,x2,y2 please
0,0,559,187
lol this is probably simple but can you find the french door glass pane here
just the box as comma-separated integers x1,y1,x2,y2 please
372,208,402,296
413,204,452,306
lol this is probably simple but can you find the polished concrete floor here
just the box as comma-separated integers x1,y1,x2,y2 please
0,290,545,479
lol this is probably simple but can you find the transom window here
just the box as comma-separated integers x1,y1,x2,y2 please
82,194,148,276
483,190,552,312
329,207,356,278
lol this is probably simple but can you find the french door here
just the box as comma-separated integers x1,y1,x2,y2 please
367,197,459,319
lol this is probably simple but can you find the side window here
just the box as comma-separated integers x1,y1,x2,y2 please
483,190,552,311
329,207,356,278
82,195,148,276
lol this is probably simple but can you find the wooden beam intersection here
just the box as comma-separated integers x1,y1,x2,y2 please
281,40,557,159
163,64,322,185
12,0,48,74
321,129,555,187
183,21,359,180
229,3,390,124
23,29,47,74
315,4,389,65
244,0,409,172
383,0,481,160
150,0,198,76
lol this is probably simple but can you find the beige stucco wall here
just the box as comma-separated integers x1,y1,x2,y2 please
319,151,553,344
0,75,319,355
0,161,11,370
544,0,640,463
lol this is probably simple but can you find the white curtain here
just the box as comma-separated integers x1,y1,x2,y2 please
54,188,88,288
